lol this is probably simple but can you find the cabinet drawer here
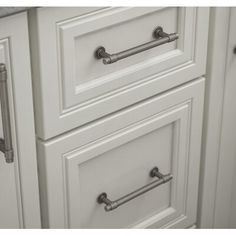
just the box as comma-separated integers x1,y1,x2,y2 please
37,78,204,228
29,7,209,139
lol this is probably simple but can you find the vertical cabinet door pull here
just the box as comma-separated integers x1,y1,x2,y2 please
0,63,14,163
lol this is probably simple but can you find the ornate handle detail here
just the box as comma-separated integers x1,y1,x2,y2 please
97,167,172,212
0,64,14,163
95,26,179,65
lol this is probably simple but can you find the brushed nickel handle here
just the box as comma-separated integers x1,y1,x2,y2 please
97,167,172,212
95,26,179,65
0,63,14,163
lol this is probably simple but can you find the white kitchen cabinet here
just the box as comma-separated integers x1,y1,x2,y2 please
210,7,236,228
28,7,209,139
37,78,205,228
0,12,41,228
28,7,208,229
196,8,231,228
3,6,236,229
197,7,236,229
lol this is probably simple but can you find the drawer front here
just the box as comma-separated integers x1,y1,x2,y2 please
37,78,204,228
29,7,209,139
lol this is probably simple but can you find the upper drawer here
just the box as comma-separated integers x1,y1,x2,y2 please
29,7,209,139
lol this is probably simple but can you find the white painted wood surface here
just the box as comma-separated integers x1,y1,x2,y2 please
213,8,236,228
29,7,209,139
229,166,236,228
0,13,41,228
37,78,205,228
0,6,233,229
197,7,231,229
198,7,236,229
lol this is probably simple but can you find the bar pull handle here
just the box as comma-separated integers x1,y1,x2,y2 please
97,166,172,212
95,26,179,65
0,63,14,163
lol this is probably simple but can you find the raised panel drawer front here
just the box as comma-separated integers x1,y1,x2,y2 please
29,7,209,139
37,78,205,228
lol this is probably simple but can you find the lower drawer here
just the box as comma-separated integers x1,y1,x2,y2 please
37,78,205,228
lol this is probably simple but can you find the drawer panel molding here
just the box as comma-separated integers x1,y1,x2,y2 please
29,7,209,139
37,78,205,228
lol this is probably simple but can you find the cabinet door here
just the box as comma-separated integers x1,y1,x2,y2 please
0,120,19,228
0,13,40,228
213,7,236,228
37,78,204,228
